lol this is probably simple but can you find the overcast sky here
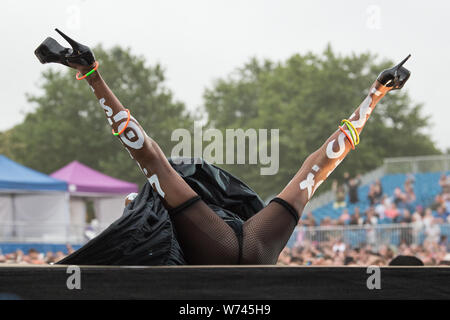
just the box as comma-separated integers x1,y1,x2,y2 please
1,0,449,150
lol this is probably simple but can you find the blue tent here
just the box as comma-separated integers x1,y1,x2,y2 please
0,155,67,191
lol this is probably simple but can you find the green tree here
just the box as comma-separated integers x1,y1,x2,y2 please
203,46,440,199
5,45,194,185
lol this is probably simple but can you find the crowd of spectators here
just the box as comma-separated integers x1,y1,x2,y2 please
321,173,450,227
283,172,450,266
0,245,73,265
277,237,450,266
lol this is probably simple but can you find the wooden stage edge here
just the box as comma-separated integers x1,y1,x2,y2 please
0,265,449,299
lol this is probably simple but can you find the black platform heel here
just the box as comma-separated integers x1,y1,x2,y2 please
377,54,411,90
34,28,95,68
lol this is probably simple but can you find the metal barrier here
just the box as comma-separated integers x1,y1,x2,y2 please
384,154,450,174
288,223,450,248
2,220,449,248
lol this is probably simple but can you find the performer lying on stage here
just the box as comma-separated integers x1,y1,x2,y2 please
35,29,410,265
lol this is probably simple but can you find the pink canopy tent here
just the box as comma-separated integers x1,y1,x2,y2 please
50,161,138,195
50,161,139,238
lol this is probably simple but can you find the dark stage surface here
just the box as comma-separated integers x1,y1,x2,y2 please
0,265,449,300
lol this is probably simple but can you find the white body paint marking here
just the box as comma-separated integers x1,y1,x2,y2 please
350,95,373,129
99,98,113,117
118,122,145,149
113,110,129,122
110,110,145,150
301,89,380,200
98,97,154,190
326,93,374,160
299,165,321,200
299,172,315,199
98,96,157,194
326,133,346,159
148,174,165,198
372,88,382,96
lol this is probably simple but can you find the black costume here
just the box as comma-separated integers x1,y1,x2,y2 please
58,158,296,265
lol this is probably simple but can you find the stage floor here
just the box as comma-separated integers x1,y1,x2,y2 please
0,265,449,299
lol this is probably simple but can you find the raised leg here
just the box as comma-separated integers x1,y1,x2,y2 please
81,68,197,208
241,56,411,264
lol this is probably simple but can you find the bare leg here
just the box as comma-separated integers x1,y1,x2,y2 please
241,56,411,264
76,64,240,264
79,66,197,208
278,83,390,212
279,54,412,214
241,82,398,264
